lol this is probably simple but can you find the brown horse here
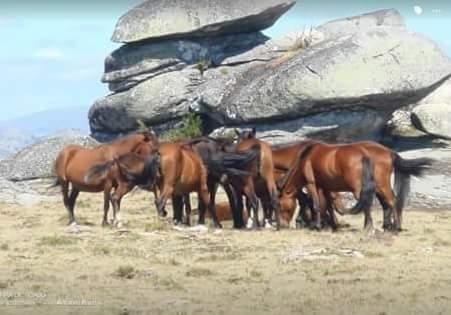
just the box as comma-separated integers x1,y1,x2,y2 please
153,142,224,228
241,130,433,231
233,128,281,229
279,141,434,231
84,150,160,227
279,142,376,231
53,132,157,226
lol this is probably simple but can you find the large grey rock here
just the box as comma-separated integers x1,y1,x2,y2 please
90,9,451,143
317,9,405,38
102,32,274,92
385,77,451,140
210,109,389,144
90,68,198,136
384,109,426,139
0,130,98,181
411,104,451,139
208,27,451,124
111,0,295,43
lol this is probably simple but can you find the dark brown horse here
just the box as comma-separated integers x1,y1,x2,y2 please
182,137,258,229
53,132,157,226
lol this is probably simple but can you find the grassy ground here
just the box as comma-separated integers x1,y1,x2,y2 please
1,189,451,315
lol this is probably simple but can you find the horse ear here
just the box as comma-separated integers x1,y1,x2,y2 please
234,129,240,137
250,127,256,137
143,129,158,144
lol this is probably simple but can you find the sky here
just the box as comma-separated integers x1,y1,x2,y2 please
0,0,450,124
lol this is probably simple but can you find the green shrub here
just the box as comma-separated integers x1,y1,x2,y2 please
160,113,202,141
196,59,211,76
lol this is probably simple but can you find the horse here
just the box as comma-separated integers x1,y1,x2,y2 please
278,142,377,231
237,129,434,231
150,142,227,228
233,128,281,229
133,138,257,228
279,141,434,231
53,132,157,226
83,150,160,227
184,137,259,229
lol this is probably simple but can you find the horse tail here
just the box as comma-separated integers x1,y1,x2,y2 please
84,160,116,184
222,145,260,170
348,157,376,215
393,153,435,211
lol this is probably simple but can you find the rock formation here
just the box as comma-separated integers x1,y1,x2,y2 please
89,4,451,144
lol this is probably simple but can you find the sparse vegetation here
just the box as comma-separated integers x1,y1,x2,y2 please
289,26,314,52
196,58,211,76
1,189,451,314
39,234,78,247
114,265,136,279
185,267,215,277
160,113,202,141
145,218,169,231
220,67,229,75
92,245,111,255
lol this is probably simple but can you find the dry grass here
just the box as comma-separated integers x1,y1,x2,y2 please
0,190,451,315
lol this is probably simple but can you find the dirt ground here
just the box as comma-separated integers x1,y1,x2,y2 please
1,189,451,315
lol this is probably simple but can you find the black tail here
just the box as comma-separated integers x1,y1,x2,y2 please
348,157,376,215
84,160,115,184
206,144,260,178
393,153,435,211
117,153,160,188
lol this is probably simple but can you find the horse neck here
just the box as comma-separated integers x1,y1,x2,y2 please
279,159,303,195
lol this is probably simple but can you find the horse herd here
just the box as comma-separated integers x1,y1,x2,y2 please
53,128,434,233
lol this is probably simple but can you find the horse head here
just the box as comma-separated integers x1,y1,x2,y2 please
234,127,256,142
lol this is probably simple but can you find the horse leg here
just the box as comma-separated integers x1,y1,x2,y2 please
377,187,398,232
243,178,259,229
205,181,222,229
183,194,192,226
111,182,132,228
67,187,79,225
152,186,161,213
376,193,392,231
102,183,112,227
305,183,322,231
324,191,338,231
155,186,172,218
61,182,75,225
223,182,244,229
296,190,310,228
172,195,184,225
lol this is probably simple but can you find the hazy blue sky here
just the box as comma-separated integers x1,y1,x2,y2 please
0,0,450,122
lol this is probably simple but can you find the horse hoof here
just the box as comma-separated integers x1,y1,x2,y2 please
69,221,77,227
116,222,123,229
101,220,109,227
264,219,273,229
246,218,254,229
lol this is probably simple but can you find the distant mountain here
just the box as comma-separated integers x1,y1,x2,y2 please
0,106,90,159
